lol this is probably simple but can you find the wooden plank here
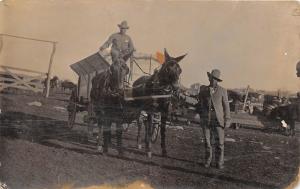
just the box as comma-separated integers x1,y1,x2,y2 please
2,67,38,91
0,78,17,82
231,118,264,127
0,65,47,75
124,94,171,101
230,112,265,127
0,71,46,80
0,81,44,90
1,33,57,44
0,69,45,92
0,84,42,92
0,76,44,86
0,81,42,89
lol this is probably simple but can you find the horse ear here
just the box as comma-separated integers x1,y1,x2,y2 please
174,53,187,63
164,48,171,61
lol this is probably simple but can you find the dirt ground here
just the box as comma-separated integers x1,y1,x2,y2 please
0,90,299,189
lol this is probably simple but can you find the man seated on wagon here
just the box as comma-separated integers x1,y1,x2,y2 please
99,20,135,93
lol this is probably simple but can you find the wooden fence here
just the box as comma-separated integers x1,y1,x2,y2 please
0,65,47,93
0,33,57,97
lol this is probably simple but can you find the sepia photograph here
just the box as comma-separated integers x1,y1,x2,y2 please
0,0,299,189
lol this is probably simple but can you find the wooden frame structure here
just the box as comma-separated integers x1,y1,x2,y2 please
0,34,57,97
70,52,110,101
0,65,47,93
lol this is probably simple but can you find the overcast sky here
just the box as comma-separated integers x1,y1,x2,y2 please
0,0,299,92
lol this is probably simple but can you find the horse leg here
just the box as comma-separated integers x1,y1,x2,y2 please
144,119,149,154
102,119,111,154
96,118,104,153
145,114,152,158
116,122,124,156
290,120,295,136
136,114,143,149
161,115,167,157
87,103,94,138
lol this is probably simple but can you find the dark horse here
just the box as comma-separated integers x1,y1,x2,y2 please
42,76,59,89
61,80,76,92
90,49,186,157
270,99,299,136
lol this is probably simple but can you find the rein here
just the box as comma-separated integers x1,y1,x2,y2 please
132,59,151,75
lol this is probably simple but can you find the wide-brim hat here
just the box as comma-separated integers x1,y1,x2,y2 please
118,21,129,29
207,69,222,82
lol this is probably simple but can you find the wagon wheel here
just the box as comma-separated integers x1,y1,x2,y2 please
151,123,160,143
87,103,95,135
67,102,76,129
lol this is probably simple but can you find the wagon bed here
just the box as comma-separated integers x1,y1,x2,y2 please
124,87,172,101
231,112,265,128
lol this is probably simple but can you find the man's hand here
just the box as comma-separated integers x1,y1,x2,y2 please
225,121,231,128
99,47,105,51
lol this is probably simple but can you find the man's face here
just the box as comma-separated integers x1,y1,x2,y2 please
209,76,218,86
120,28,127,34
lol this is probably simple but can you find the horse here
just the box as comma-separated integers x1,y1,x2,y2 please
61,80,76,92
50,76,59,89
90,56,132,155
90,49,186,157
270,99,299,136
42,76,59,88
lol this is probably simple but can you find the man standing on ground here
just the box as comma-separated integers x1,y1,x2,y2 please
198,69,231,169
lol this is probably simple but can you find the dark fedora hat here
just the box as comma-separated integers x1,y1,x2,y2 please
207,69,222,82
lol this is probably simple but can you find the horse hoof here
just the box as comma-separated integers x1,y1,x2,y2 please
118,151,124,157
147,152,152,158
138,144,142,150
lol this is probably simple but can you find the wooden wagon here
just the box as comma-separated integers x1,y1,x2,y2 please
68,52,110,129
67,51,167,141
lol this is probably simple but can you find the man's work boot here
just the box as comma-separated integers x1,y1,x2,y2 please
204,149,212,168
118,149,124,157
103,131,109,155
162,149,167,157
204,160,211,168
217,163,224,169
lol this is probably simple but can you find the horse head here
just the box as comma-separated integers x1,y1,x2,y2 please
157,49,186,91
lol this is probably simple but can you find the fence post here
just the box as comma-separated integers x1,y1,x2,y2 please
0,34,3,55
45,42,57,97
242,85,250,111
149,55,152,74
